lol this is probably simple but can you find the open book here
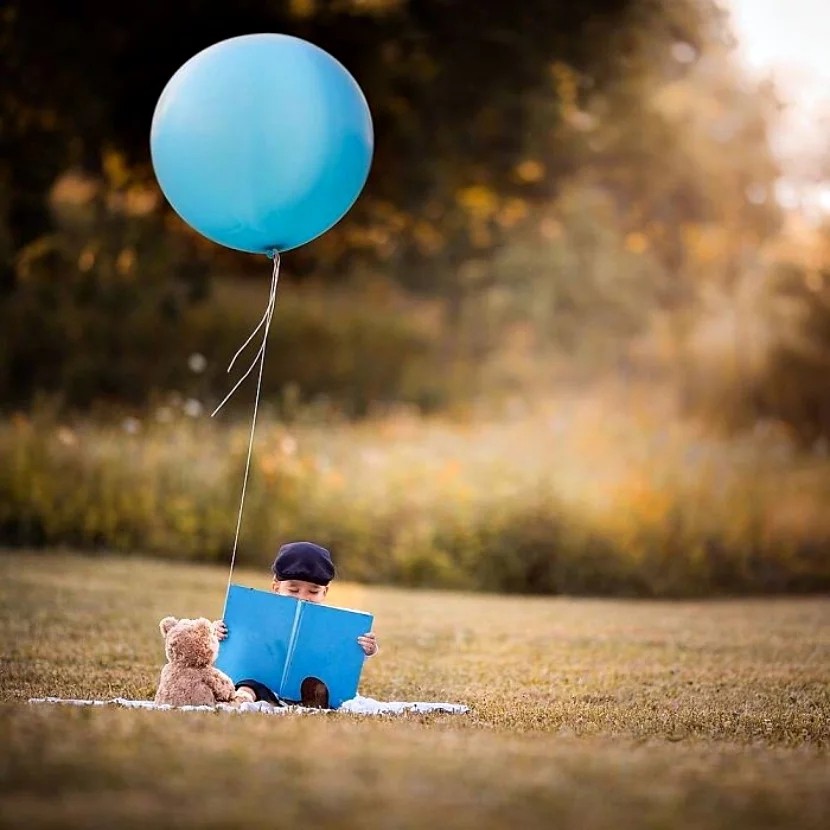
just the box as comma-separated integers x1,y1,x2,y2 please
215,584,373,708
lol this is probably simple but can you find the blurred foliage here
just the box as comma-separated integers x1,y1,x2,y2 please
672,219,830,448
754,230,830,447
2,396,828,596
0,199,209,407
1,0,799,426
3,0,830,590
0,173,448,414
1,0,685,277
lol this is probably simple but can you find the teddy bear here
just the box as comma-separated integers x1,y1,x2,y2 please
154,615,236,707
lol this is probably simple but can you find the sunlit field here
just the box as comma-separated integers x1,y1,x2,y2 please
3,385,829,596
1,553,827,829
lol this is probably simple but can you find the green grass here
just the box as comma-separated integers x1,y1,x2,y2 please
1,551,828,829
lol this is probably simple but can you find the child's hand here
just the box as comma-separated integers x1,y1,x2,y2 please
213,620,228,641
357,632,378,656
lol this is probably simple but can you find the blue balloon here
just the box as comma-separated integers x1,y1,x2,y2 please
150,34,373,254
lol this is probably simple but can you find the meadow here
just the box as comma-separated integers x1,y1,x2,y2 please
1,552,828,829
3,384,830,597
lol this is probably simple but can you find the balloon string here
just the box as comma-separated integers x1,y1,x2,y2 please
215,250,281,617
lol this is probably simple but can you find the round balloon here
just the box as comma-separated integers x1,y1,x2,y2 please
150,34,373,254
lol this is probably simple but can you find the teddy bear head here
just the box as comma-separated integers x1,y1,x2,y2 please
158,616,219,668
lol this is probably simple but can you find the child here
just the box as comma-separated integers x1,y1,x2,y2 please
215,541,378,707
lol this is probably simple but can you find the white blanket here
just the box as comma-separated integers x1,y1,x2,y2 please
28,695,468,716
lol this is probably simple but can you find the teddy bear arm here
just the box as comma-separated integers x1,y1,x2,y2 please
206,667,236,702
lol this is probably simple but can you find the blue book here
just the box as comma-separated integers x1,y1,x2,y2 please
215,584,373,709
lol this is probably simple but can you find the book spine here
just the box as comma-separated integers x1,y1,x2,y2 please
279,601,303,695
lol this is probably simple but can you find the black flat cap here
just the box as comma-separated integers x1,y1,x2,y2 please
272,541,335,586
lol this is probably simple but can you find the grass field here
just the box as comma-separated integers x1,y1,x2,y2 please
1,552,828,829
7,391,830,597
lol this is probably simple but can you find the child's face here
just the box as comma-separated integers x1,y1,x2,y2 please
272,578,328,603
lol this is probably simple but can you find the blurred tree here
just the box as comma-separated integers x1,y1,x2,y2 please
0,0,784,412
1,0,709,283
750,226,830,446
442,6,783,375
0,190,209,408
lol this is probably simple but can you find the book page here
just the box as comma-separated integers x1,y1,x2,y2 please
280,602,374,708
215,585,300,695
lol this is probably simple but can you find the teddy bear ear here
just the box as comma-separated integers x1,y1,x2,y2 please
159,616,179,637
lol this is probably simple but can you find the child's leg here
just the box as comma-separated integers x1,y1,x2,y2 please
232,685,256,704
234,679,284,706
300,677,330,709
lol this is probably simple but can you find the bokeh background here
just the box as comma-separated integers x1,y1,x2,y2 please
2,0,829,596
